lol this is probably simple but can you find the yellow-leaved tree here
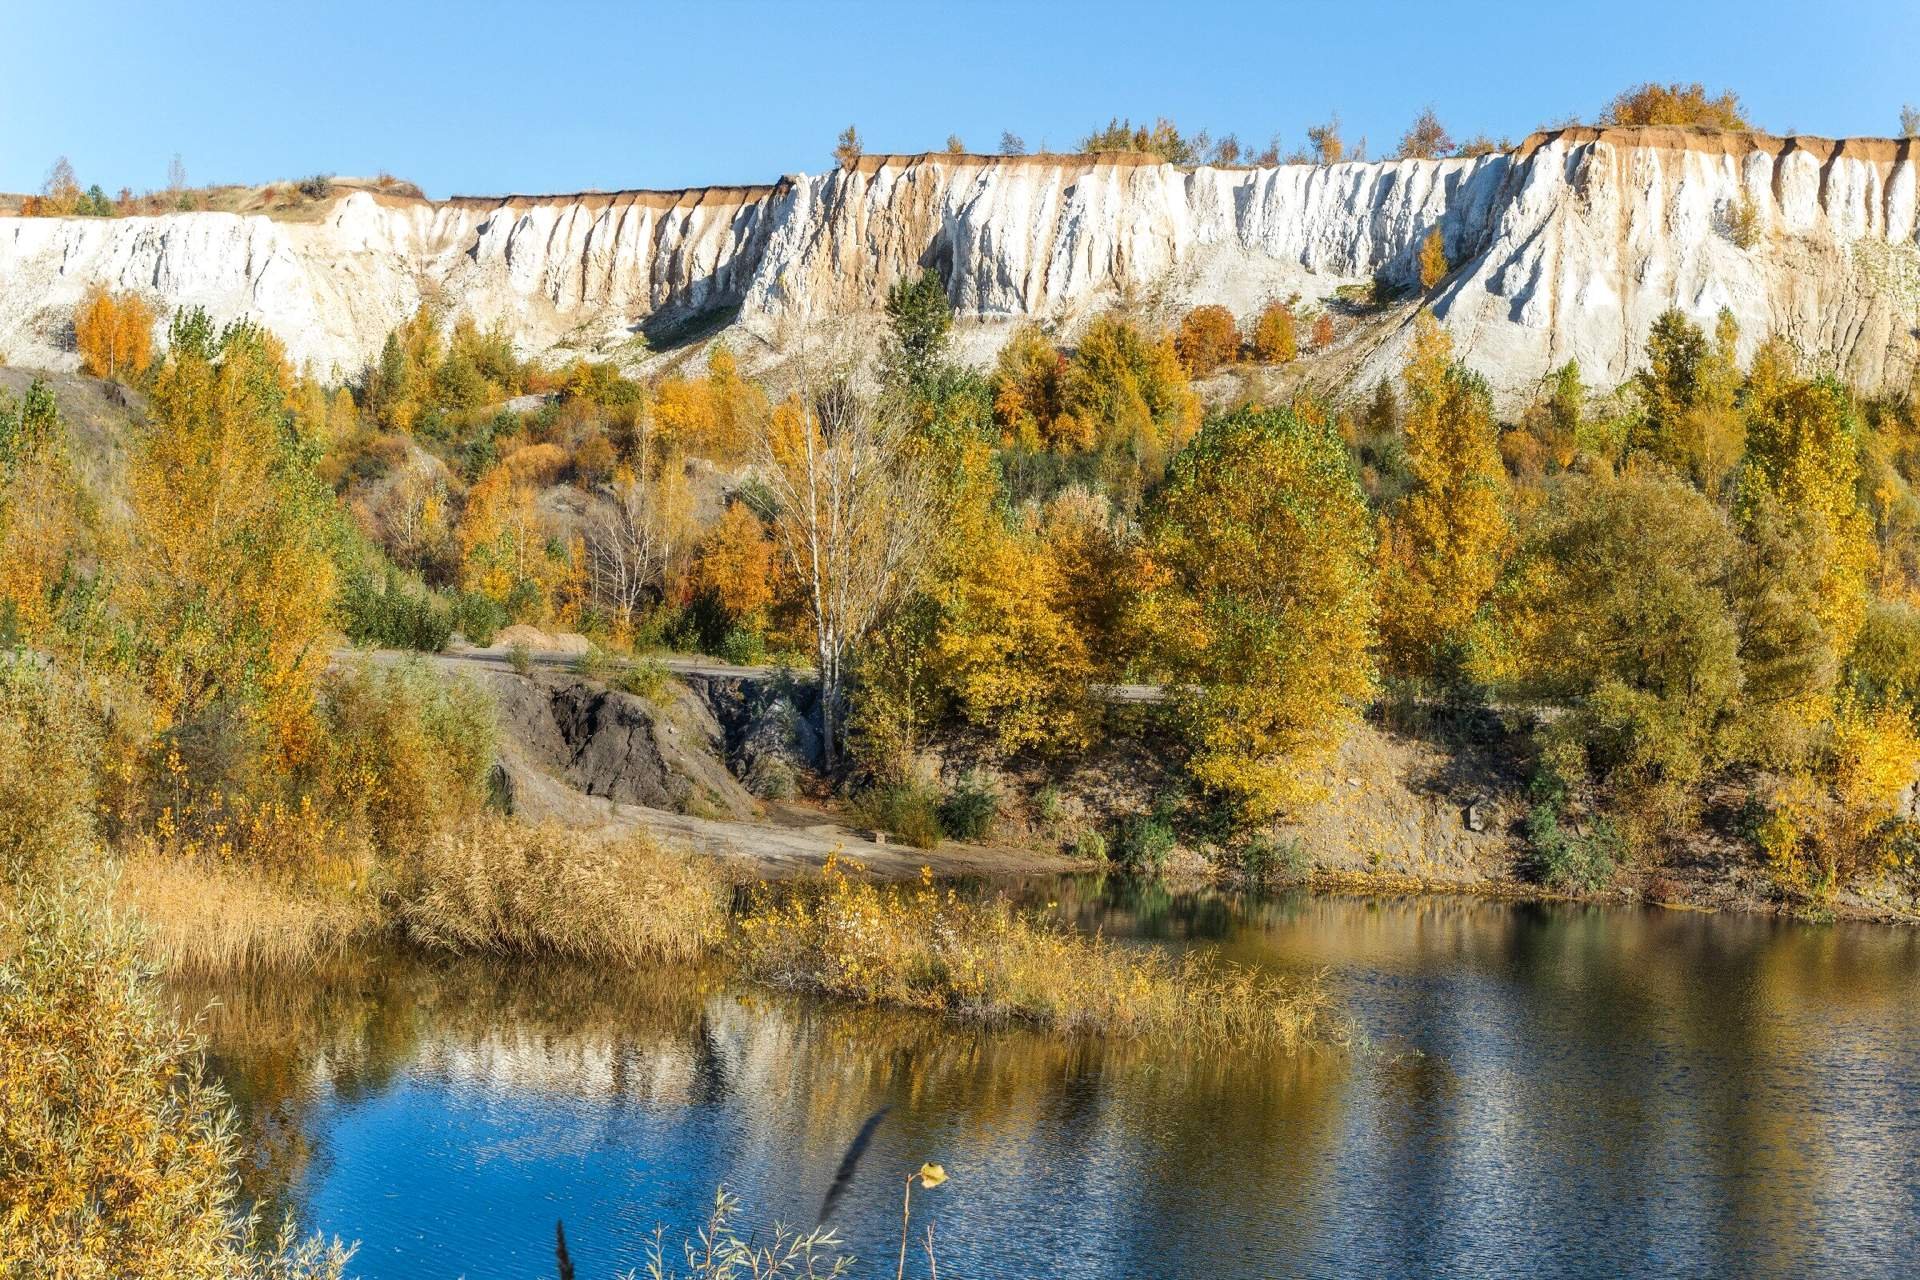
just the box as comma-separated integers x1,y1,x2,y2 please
460,466,562,621
758,372,931,767
1060,313,1201,505
1135,404,1377,826
1736,356,1875,675
1377,314,1513,679
129,310,338,772
922,444,1097,756
73,287,156,382
650,345,767,461
1634,307,1745,496
0,379,81,645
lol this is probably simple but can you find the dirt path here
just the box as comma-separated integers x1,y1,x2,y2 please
618,805,1079,881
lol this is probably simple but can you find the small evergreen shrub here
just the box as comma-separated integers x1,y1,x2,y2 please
1111,811,1176,876
938,773,1000,842
450,592,506,647
1073,828,1108,863
1232,833,1310,887
716,625,767,666
341,571,456,652
1526,805,1622,893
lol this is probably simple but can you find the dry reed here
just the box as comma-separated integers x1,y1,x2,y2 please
737,856,1345,1050
398,815,728,966
116,850,380,975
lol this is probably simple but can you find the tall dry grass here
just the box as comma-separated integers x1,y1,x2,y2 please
737,857,1345,1050
398,815,729,966
116,850,380,976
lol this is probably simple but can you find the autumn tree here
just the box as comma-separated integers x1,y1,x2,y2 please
927,507,1096,756
0,380,78,645
1060,314,1201,490
758,366,931,767
834,126,862,169
41,156,80,216
651,345,767,461
1250,301,1298,364
1311,312,1335,350
129,311,339,773
1377,315,1514,680
1417,227,1449,291
692,499,776,628
1735,362,1875,678
575,427,692,632
1397,107,1455,159
991,323,1077,450
1135,405,1376,826
1174,305,1240,376
1600,82,1750,130
73,288,156,382
1306,115,1345,165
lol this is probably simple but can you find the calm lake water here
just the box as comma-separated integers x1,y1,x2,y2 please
179,881,1920,1279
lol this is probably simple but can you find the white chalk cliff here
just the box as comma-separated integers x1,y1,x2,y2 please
2,127,1917,396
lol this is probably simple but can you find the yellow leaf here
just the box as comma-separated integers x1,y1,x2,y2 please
917,1162,948,1188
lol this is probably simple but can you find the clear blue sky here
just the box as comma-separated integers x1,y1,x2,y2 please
7,0,1917,199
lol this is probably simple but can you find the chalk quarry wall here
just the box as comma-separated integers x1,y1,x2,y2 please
3,128,1917,396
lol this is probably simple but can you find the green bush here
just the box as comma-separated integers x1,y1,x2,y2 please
450,593,506,647
716,625,767,666
938,773,1000,841
338,566,454,652
1111,811,1176,877
1526,805,1622,893
1231,833,1310,887
1073,828,1108,862
852,780,944,849
320,661,496,859
612,657,670,702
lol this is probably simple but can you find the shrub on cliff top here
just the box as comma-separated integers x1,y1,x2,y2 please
1599,82,1749,130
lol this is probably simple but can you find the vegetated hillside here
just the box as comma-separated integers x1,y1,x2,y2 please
9,97,1920,928
3,129,1917,401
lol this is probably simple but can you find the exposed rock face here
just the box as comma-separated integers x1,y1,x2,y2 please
4,128,1917,396
484,670,759,821
682,674,823,799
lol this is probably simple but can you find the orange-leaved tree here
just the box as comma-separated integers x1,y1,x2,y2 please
73,287,156,382
1250,301,1298,364
1174,305,1240,376
692,499,776,628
